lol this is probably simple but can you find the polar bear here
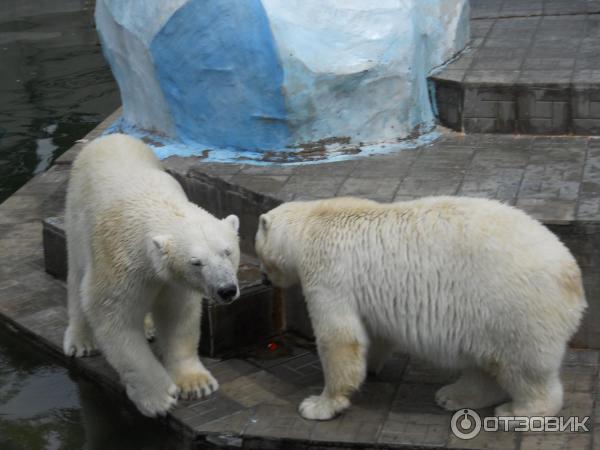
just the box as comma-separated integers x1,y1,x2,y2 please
255,196,586,421
64,133,241,417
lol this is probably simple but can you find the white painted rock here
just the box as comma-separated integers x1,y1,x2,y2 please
96,0,469,157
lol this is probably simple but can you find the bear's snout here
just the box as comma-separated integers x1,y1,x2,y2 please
217,284,239,303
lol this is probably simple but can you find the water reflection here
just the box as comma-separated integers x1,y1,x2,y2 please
0,327,195,450
0,0,120,202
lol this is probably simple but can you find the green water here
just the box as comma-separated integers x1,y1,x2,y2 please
0,2,195,449
0,0,119,202
0,328,191,450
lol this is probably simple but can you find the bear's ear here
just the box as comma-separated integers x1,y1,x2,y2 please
151,235,172,255
259,214,270,232
223,214,239,233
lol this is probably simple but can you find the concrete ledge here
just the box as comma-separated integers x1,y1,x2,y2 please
2,110,600,447
430,5,600,134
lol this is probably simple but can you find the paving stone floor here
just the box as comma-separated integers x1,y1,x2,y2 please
456,0,600,84
168,134,600,224
0,111,599,447
433,0,600,134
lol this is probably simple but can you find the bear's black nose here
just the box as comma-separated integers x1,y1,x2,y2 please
217,285,238,302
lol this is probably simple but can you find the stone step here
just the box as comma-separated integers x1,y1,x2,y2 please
42,216,277,358
429,4,600,135
162,132,600,350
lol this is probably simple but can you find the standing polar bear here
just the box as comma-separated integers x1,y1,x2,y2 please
255,197,586,421
64,134,241,417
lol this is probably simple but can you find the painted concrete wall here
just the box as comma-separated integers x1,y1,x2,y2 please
96,0,469,161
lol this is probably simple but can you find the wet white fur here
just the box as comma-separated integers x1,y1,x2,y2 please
64,134,240,417
255,197,586,421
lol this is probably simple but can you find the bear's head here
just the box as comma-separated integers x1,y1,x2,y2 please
149,214,241,305
255,204,301,289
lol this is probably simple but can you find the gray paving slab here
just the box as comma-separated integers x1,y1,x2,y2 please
432,3,600,134
2,101,600,449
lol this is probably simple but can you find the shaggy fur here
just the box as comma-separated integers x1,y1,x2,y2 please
255,196,586,421
64,134,240,417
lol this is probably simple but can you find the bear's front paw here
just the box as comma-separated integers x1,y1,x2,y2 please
175,370,219,400
63,325,99,357
126,382,179,418
299,395,350,421
435,384,473,411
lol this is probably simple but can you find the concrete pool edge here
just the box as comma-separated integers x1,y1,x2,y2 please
1,109,600,449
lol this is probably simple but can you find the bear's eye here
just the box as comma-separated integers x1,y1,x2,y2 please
190,258,204,267
224,249,232,257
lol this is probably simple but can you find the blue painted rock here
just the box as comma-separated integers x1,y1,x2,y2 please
96,0,469,155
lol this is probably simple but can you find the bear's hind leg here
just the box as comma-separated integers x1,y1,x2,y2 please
436,369,508,411
494,369,563,418
64,266,98,357
153,285,218,400
299,311,368,421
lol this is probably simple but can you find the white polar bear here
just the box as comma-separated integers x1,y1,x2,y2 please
255,196,586,421
64,133,241,417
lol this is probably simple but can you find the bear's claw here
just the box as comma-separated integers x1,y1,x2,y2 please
127,382,179,418
63,325,99,357
176,370,219,400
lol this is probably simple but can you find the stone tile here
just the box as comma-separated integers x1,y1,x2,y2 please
516,198,577,223
391,383,447,414
0,194,52,224
395,174,464,198
207,359,261,384
219,370,297,408
267,352,324,388
338,177,400,203
351,152,419,177
447,430,518,450
238,165,297,176
246,346,312,370
293,160,357,177
459,168,524,202
276,175,347,201
233,175,290,196
402,359,457,386
465,70,521,84
436,69,466,83
370,353,410,383
562,364,597,393
579,197,600,221
194,409,254,435
520,432,592,450
561,391,594,418
378,412,450,447
188,163,244,180
244,404,315,440
565,349,600,367
311,418,383,445
522,58,576,71
17,305,68,349
176,392,246,429
518,70,574,84
431,11,600,135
